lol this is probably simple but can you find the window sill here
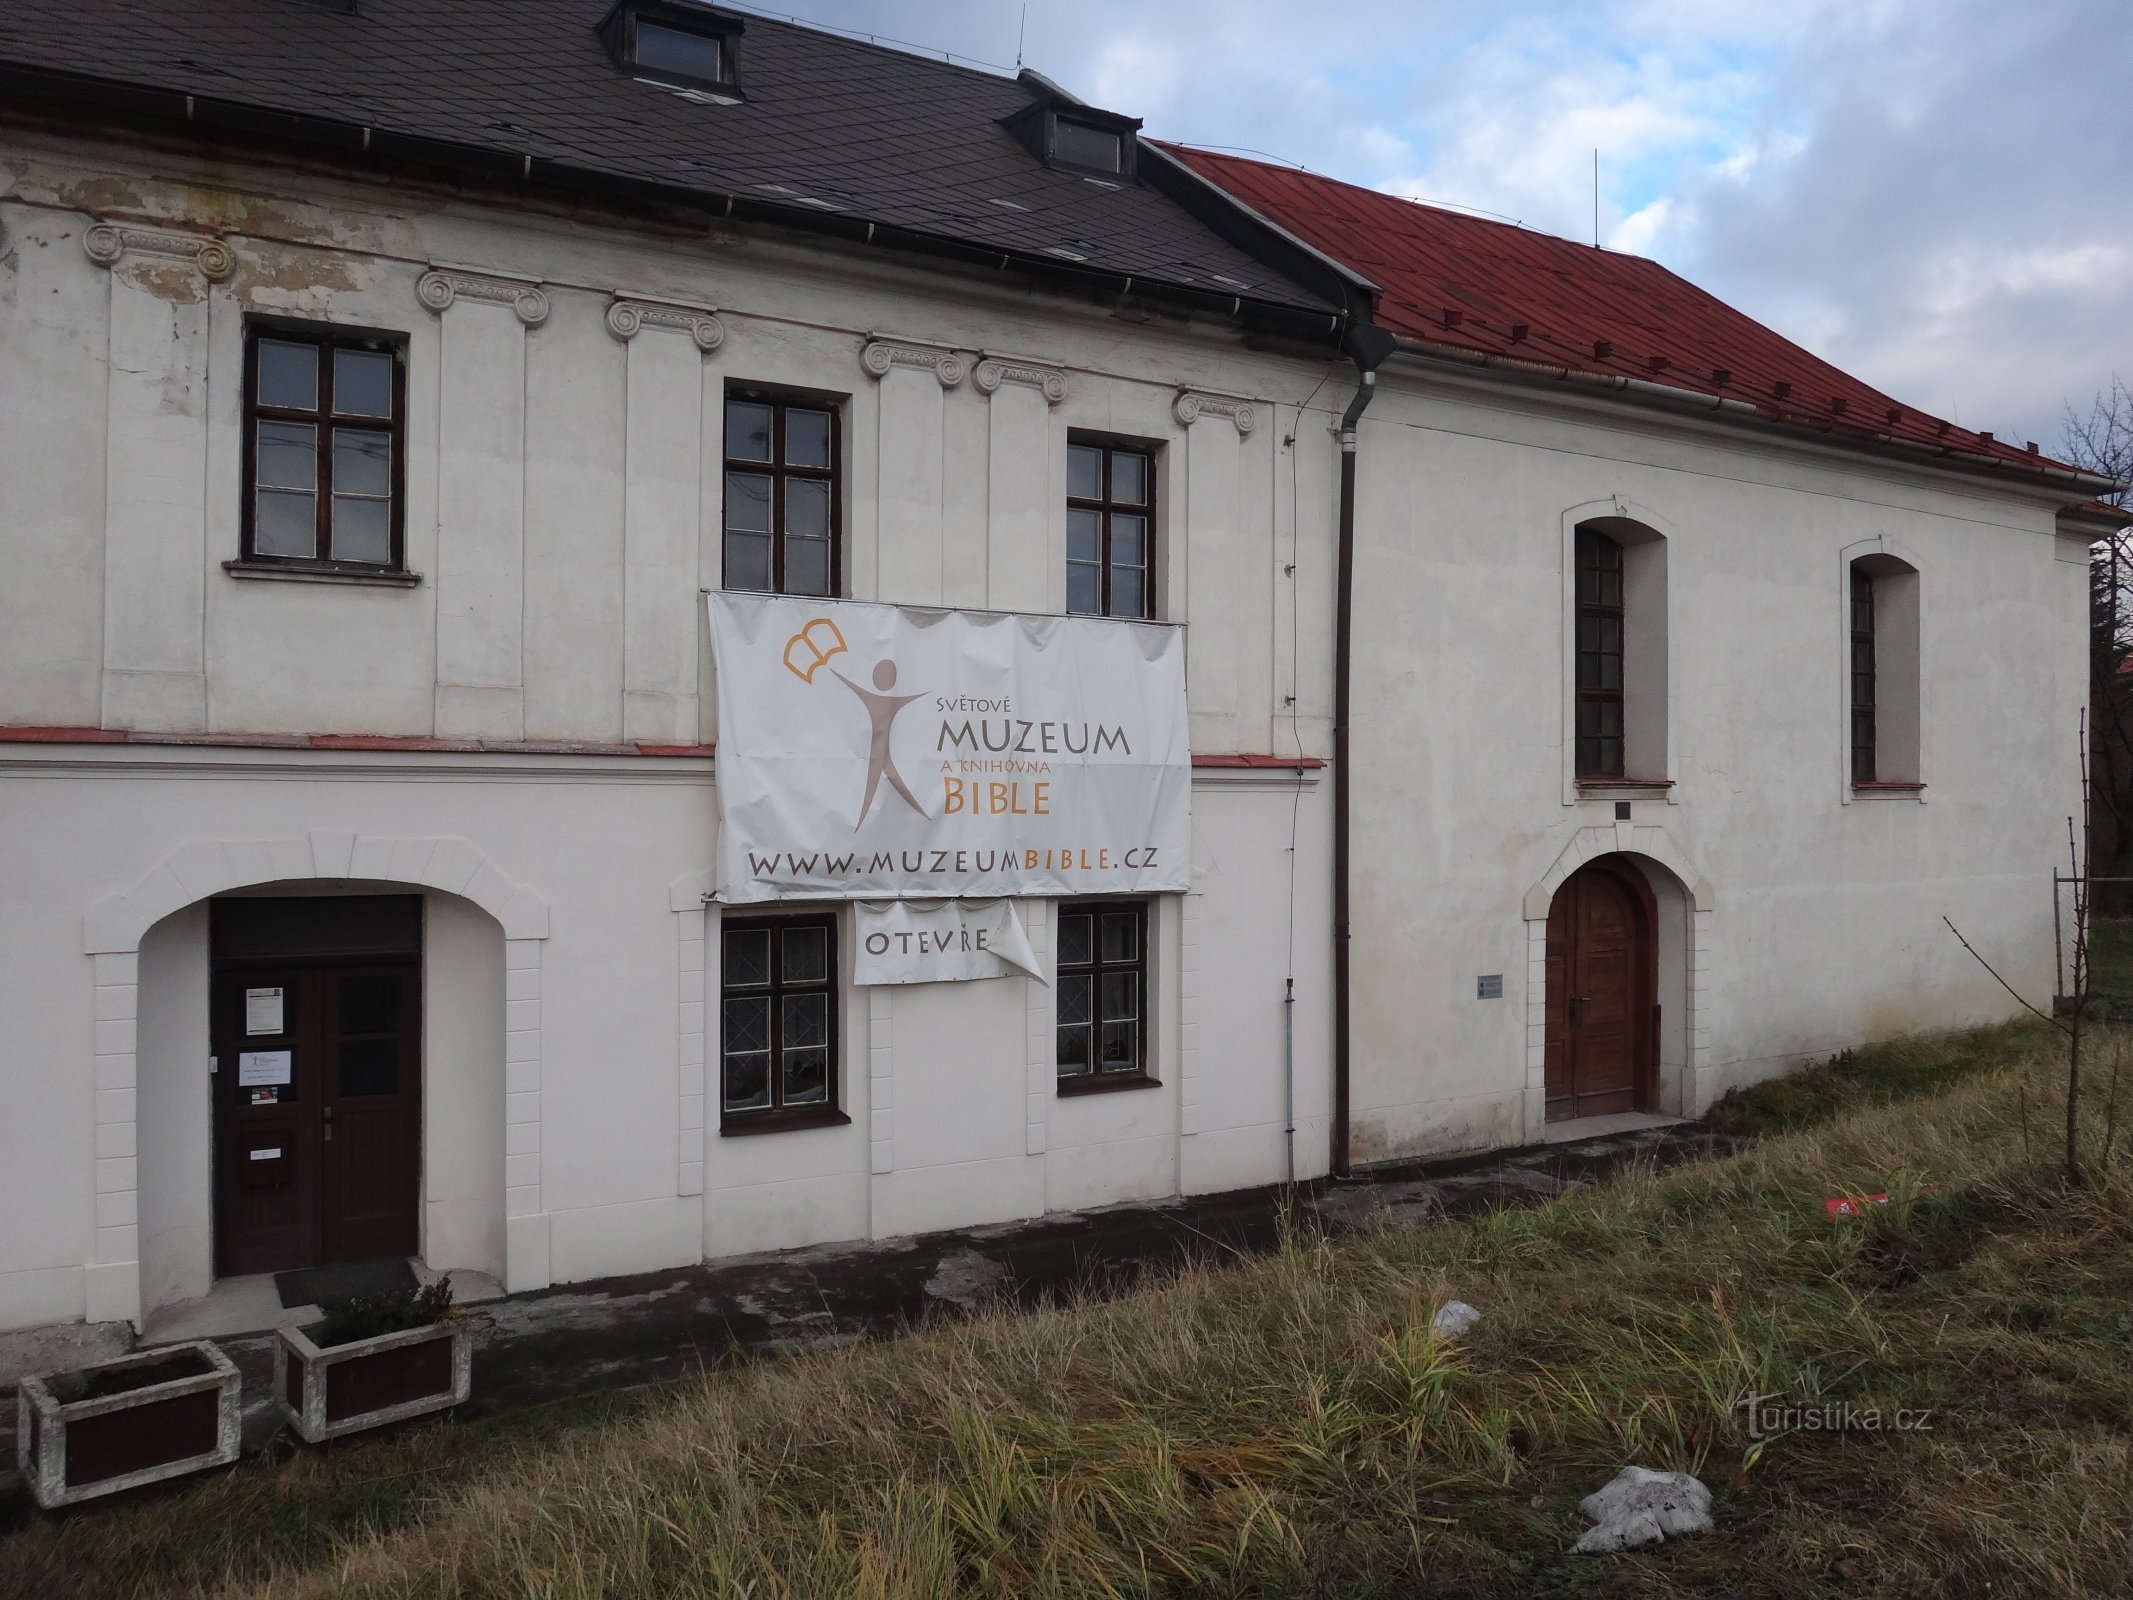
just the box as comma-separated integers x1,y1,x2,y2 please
1576,777,1673,797
224,559,423,588
1056,1073,1162,1098
718,1107,852,1137
1852,781,1926,800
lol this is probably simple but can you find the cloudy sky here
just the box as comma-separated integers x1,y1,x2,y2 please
748,0,2130,455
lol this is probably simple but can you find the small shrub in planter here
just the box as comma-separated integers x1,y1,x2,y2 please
276,1279,471,1444
16,1341,240,1508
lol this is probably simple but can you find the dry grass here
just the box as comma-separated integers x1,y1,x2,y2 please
9,1022,2133,1598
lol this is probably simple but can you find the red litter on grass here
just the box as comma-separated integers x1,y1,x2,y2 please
1826,1186,1939,1217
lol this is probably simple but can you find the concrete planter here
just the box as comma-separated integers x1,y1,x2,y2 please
15,1341,241,1508
276,1318,471,1443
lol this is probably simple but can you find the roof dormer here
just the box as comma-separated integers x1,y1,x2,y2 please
1002,95,1142,182
598,1,744,104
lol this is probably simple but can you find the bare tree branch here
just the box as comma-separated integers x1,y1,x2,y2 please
1942,915,2070,1035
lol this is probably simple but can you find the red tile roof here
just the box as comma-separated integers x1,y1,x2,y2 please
1166,145,2092,482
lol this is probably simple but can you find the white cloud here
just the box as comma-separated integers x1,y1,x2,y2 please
753,0,2133,447
1610,193,1683,257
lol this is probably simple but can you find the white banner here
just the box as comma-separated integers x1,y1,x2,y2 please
709,594,1191,903
851,900,1045,986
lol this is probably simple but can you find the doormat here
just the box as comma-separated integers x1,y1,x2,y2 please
275,1256,419,1309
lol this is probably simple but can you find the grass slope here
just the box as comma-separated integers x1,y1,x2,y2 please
7,1020,2133,1599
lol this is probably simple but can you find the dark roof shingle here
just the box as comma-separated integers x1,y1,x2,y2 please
0,0,1333,315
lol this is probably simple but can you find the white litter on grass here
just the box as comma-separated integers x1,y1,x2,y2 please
1430,1299,1483,1338
1571,1466,1713,1554
923,1248,1007,1309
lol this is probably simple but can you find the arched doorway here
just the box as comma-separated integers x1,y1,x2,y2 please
90,831,547,1328
1544,857,1657,1121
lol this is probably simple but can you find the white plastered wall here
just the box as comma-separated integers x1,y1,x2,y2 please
0,746,739,1331
136,904,211,1317
1346,370,2086,1159
684,767,1331,1265
5,119,2087,1321
0,126,1344,1331
422,893,507,1283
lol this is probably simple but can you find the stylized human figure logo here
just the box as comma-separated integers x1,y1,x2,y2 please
784,618,928,826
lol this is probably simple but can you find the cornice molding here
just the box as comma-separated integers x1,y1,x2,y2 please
974,354,1068,406
416,264,550,326
861,337,965,388
82,222,234,282
1174,390,1258,436
606,295,726,352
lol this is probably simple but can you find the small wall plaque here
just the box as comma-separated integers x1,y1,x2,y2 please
237,1049,293,1087
1477,974,1504,999
244,987,285,1036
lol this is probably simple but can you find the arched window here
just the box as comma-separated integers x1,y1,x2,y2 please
1569,517,1666,786
1850,566,1877,782
1848,553,1920,787
1576,529,1625,777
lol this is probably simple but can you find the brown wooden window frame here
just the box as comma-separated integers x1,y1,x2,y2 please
1575,528,1627,778
722,387,842,598
718,912,849,1135
1055,899,1156,1094
239,320,408,573
1850,564,1877,784
1066,437,1156,620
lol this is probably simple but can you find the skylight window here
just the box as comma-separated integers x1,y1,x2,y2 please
634,19,723,84
597,3,743,99
1053,118,1122,174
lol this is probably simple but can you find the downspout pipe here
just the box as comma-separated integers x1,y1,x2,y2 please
1332,322,1398,1178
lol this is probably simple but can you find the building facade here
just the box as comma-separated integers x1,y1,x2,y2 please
1171,151,2104,1161
0,2,2109,1338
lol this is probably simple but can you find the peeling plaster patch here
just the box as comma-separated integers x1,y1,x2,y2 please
243,286,333,314
202,192,418,259
232,241,374,314
29,173,157,219
10,158,420,261
115,257,209,306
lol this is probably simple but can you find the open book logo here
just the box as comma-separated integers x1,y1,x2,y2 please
782,616,847,683
783,617,929,826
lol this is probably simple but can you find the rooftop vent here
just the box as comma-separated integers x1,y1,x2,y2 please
598,2,744,103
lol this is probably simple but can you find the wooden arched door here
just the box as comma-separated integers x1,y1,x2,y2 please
1544,859,1657,1121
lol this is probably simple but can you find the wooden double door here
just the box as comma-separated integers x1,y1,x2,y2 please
1543,860,1657,1122
210,898,423,1278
